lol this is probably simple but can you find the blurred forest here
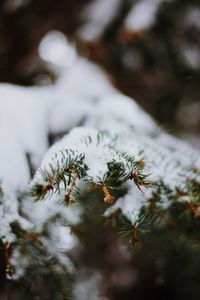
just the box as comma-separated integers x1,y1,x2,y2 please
0,1,200,299
0,0,200,146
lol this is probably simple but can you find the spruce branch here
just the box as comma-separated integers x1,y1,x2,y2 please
30,129,150,206
29,127,200,244
30,149,87,200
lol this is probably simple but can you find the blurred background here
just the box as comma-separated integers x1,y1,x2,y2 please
0,0,199,147
0,1,200,299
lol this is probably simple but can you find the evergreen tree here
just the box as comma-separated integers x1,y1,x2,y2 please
0,1,200,299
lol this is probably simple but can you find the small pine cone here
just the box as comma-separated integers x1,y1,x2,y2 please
130,227,139,246
104,194,115,205
102,184,115,205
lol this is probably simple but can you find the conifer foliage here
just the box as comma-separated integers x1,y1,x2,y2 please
0,0,200,297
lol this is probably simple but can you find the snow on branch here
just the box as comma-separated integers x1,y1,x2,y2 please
30,128,151,205
30,121,200,227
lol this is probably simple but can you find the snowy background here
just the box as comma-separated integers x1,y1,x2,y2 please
0,1,200,299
